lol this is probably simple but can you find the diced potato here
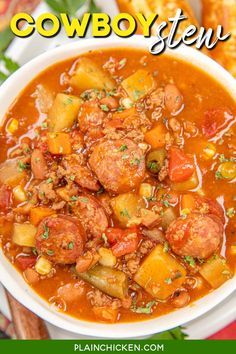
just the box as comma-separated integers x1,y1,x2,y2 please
171,171,199,191
30,207,55,226
12,223,36,247
134,244,186,300
144,124,167,149
70,58,115,91
13,185,27,203
199,256,233,288
139,183,153,199
121,69,155,101
7,118,19,134
181,194,195,210
48,93,81,132
35,256,52,275
161,207,177,230
47,132,72,155
0,159,26,187
111,193,144,227
98,247,117,267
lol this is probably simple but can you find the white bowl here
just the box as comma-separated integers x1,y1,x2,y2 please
0,36,236,338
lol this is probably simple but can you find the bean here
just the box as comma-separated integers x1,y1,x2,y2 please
172,290,190,308
164,84,183,115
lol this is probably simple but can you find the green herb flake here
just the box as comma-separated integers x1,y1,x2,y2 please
147,161,158,171
184,255,196,268
120,208,130,219
130,158,141,166
32,248,38,256
69,175,75,181
101,233,108,245
46,249,54,256
164,277,172,284
41,122,48,129
68,242,74,250
133,89,144,101
215,170,223,180
79,197,89,203
18,161,28,172
117,106,124,112
42,224,49,240
100,104,109,112
118,144,128,152
46,178,53,184
70,195,79,201
226,207,235,218
119,58,127,68
131,300,156,314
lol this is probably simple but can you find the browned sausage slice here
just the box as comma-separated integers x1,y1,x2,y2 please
166,213,223,259
62,154,100,191
89,138,145,193
73,195,108,239
35,215,85,264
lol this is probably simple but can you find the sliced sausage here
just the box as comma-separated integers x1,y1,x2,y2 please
164,84,183,115
166,213,223,259
0,184,12,211
62,154,100,191
89,138,146,193
31,149,47,180
35,215,85,264
73,195,108,238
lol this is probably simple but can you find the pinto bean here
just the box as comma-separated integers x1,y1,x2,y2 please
31,149,47,179
172,290,190,308
164,84,183,115
100,96,119,110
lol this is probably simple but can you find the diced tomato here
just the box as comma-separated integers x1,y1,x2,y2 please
106,227,139,257
202,108,234,138
168,147,195,183
106,228,124,244
0,184,12,211
16,256,37,271
194,195,225,223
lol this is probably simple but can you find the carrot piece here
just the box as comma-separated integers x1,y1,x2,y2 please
168,147,195,182
181,194,195,211
47,132,72,155
30,207,55,226
144,123,167,149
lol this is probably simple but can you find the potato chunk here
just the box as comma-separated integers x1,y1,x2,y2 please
0,159,26,187
199,256,233,289
134,244,186,300
13,223,37,247
70,58,115,91
121,69,155,101
48,93,81,132
111,193,144,227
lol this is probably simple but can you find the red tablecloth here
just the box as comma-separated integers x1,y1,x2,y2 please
208,321,236,340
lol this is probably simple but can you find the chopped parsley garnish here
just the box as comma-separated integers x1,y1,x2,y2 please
79,197,89,203
32,248,38,256
46,250,54,256
42,224,49,240
131,300,156,314
133,89,144,101
68,242,74,250
69,175,75,181
46,177,53,184
41,122,48,129
163,199,170,208
100,104,109,112
121,154,129,160
184,255,196,268
118,144,128,152
226,207,235,218
215,170,223,180
164,277,172,284
130,158,141,166
120,208,130,219
70,195,78,201
146,196,157,202
147,161,158,171
118,58,127,68
219,154,235,163
117,106,124,112
18,161,28,172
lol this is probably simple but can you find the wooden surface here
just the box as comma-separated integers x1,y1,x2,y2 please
6,292,50,340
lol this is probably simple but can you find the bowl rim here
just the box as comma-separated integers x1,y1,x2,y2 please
0,36,236,338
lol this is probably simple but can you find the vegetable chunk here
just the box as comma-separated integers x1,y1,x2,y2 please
0,159,26,187
13,223,37,247
199,256,233,288
70,58,115,91
48,93,81,132
134,244,186,300
121,69,155,101
76,265,128,299
47,132,72,155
